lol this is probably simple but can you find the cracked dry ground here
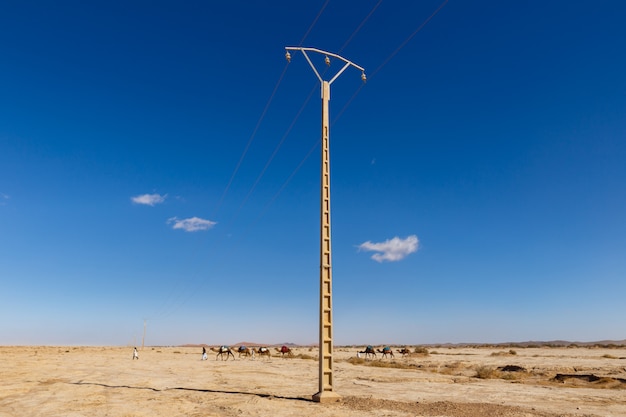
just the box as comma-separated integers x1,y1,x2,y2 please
1,345,624,417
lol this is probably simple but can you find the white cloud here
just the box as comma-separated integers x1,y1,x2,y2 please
0,193,9,205
167,216,216,232
358,235,419,262
131,193,166,206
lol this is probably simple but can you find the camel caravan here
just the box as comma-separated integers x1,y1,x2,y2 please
203,345,294,361
357,345,421,360
197,344,421,362
357,345,395,359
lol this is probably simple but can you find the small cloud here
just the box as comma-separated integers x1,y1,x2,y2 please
131,193,167,206
0,193,9,205
371,158,376,165
167,216,216,232
358,235,419,262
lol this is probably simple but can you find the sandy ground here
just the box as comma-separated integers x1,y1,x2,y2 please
1,345,625,417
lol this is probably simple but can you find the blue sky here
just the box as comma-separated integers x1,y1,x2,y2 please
1,1,625,346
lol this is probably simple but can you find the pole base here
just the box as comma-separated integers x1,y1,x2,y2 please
312,391,342,403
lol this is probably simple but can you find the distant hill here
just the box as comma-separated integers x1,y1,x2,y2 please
180,340,626,348
179,342,298,348
233,342,271,347
418,339,626,348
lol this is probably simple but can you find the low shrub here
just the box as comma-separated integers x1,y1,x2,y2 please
491,350,517,356
295,353,316,360
474,366,499,379
414,346,429,356
345,357,415,370
346,357,366,365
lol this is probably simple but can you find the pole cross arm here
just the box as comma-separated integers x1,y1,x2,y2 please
285,47,366,85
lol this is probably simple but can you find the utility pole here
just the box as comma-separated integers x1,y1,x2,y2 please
285,47,365,403
141,319,146,350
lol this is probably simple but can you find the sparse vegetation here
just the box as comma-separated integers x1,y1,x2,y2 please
438,361,466,375
413,346,429,356
474,366,499,379
366,360,414,370
345,357,416,370
501,372,522,381
294,353,315,360
348,357,366,365
491,349,517,356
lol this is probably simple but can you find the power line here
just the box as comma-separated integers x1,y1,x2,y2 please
232,2,389,237
142,1,334,322
142,0,446,325
339,0,383,53
255,0,449,218
231,82,318,221
333,0,449,124
212,63,289,218
371,0,448,79
146,1,448,323
300,0,330,46
225,0,386,227
211,0,332,219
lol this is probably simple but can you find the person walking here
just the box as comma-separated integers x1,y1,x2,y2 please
133,347,139,360
201,346,207,361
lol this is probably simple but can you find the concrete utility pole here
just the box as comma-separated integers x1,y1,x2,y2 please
141,319,146,350
285,47,365,403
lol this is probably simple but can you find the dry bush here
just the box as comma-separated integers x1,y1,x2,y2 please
501,372,520,381
552,374,626,389
438,361,466,375
445,361,464,369
475,365,534,381
491,349,517,357
345,357,414,370
595,377,626,389
474,366,499,379
499,369,532,381
347,357,366,365
602,354,618,359
413,346,429,356
295,353,316,360
367,361,413,370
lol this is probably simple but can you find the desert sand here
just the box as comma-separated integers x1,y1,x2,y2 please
1,345,625,417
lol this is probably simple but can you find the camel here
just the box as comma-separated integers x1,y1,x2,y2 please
275,345,294,357
236,345,252,358
357,345,376,359
397,347,411,357
377,346,395,359
254,346,271,360
210,346,235,361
